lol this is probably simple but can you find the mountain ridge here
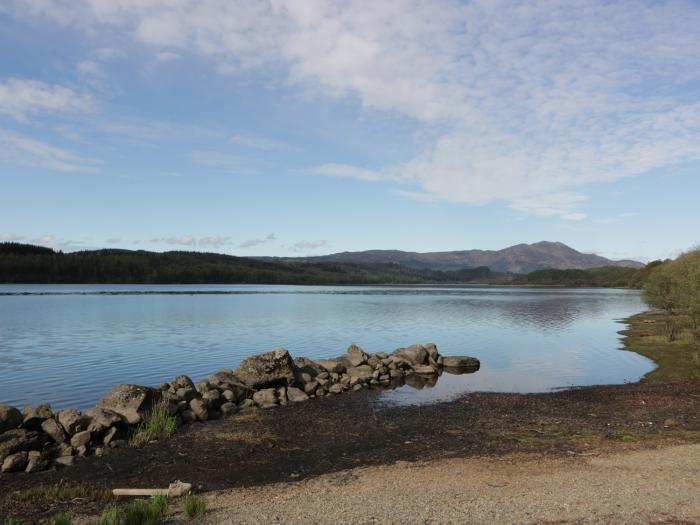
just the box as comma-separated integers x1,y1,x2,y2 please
257,241,643,274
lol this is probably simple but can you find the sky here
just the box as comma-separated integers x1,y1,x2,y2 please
1,1,699,262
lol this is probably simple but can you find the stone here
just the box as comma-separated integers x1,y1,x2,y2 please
389,369,404,379
412,364,438,375
180,409,197,424
393,345,429,366
25,450,47,473
70,430,91,448
41,418,67,444
328,384,344,394
0,405,23,433
22,404,53,430
220,403,238,416
189,399,208,421
0,429,50,463
315,359,346,374
97,384,162,425
84,408,124,433
76,445,88,457
233,348,296,389
352,384,363,391
2,451,28,473
346,344,369,367
176,387,198,402
286,387,309,403
56,409,88,435
252,388,278,408
57,443,74,457
222,390,236,402
423,343,439,360
195,381,212,395
303,381,319,395
367,355,381,368
202,389,222,408
442,356,480,372
170,375,196,391
206,370,253,401
315,387,326,397
102,427,119,446
108,440,127,449
94,447,104,457
277,386,288,405
346,365,374,382
53,456,75,468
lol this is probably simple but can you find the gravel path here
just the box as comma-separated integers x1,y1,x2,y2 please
196,444,700,524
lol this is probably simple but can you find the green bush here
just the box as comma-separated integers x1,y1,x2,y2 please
96,507,123,525
130,401,178,447
96,496,168,525
182,494,207,518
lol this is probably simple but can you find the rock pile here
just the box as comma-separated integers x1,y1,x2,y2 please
0,343,479,474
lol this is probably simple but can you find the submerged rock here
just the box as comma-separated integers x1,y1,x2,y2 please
442,356,480,373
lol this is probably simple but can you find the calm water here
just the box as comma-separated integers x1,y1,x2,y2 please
0,285,653,410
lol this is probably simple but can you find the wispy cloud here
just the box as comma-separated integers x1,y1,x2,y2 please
0,128,101,173
164,235,195,246
509,192,588,219
230,133,289,151
0,78,93,122
8,0,700,218
155,51,181,63
199,235,231,247
0,233,24,241
292,240,327,252
238,233,276,249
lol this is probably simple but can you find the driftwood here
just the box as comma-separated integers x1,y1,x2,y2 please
113,480,192,497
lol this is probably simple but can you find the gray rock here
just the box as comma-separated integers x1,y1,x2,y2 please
70,430,91,448
22,404,53,430
233,348,296,389
102,427,119,446
57,443,74,457
303,381,319,395
180,409,197,424
220,402,238,416
84,407,124,433
93,447,104,457
108,440,127,449
423,343,439,361
97,384,162,425
56,409,87,435
277,386,288,405
170,375,196,391
0,429,50,463
393,345,429,366
222,390,236,402
328,384,344,394
206,370,253,401
176,387,198,402
252,388,278,408
189,399,208,421
25,450,47,473
389,369,404,379
237,399,256,410
442,356,480,372
315,359,346,374
53,456,75,468
346,344,369,367
346,365,374,382
367,355,381,368
0,405,23,433
195,381,212,395
41,418,67,444
412,364,438,375
286,387,309,403
2,451,28,473
315,387,326,397
352,384,363,391
202,389,222,408
76,445,88,457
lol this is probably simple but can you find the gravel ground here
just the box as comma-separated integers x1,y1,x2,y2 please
195,444,700,525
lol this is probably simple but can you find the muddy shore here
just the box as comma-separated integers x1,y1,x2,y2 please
2,312,700,523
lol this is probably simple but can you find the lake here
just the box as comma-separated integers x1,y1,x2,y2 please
0,285,654,410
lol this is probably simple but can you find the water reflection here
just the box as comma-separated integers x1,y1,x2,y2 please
0,285,653,410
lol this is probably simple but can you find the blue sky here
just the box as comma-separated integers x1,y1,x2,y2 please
1,1,699,262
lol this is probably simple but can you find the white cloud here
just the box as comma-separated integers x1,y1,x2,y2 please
292,239,327,252
238,233,275,249
230,133,288,151
509,192,588,218
9,0,700,216
0,233,24,241
165,235,195,246
155,51,181,62
0,128,101,173
93,47,126,61
560,213,587,221
0,78,93,122
199,235,231,247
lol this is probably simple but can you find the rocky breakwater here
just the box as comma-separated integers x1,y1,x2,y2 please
0,344,479,475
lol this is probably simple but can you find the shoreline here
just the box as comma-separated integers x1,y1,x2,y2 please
2,312,700,522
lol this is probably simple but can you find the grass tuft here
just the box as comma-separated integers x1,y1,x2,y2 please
95,507,123,525
4,519,23,525
50,513,72,525
131,400,178,447
96,496,168,525
182,494,207,519
13,484,113,505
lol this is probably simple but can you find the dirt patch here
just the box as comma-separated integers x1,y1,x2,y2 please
2,380,700,523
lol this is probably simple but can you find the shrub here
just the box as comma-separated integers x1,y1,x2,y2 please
96,496,168,525
182,494,207,518
130,401,178,447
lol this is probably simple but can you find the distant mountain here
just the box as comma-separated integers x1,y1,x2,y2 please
259,241,644,274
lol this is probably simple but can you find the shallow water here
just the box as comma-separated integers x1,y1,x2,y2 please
0,284,653,410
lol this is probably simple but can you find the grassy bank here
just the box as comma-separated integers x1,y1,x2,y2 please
619,311,700,381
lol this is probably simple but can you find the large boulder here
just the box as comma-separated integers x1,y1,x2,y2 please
346,365,374,382
56,409,89,435
2,451,28,473
346,344,369,367
206,370,253,402
0,405,22,433
442,356,480,373
97,384,162,425
314,359,346,374
252,388,278,408
393,345,429,366
233,348,296,389
41,418,67,444
286,387,309,403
